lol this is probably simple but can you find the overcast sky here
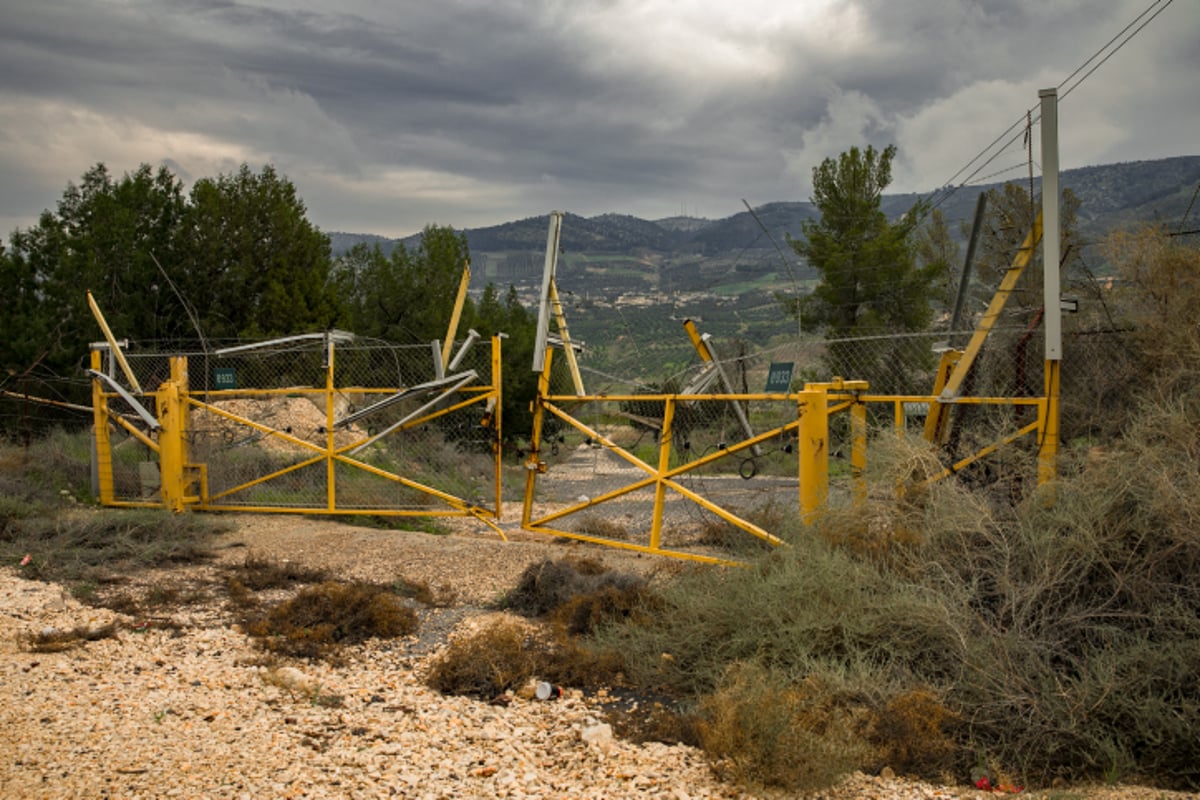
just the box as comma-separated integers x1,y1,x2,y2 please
1,0,1196,239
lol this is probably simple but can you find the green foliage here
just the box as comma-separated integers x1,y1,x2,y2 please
790,145,941,335
2,164,187,377
597,530,957,699
786,145,945,392
0,162,341,415
593,399,1200,790
179,164,341,339
337,226,469,344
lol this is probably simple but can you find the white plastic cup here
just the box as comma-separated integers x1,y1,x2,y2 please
535,681,562,700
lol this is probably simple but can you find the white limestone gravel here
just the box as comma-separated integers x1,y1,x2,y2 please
1,514,1192,800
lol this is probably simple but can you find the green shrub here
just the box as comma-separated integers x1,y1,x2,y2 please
900,392,1200,788
596,531,960,699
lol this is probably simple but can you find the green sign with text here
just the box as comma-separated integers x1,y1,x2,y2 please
213,367,237,390
765,362,794,393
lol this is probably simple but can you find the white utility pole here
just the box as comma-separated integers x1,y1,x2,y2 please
1039,88,1061,360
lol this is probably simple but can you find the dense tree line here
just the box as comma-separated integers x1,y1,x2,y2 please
0,162,537,437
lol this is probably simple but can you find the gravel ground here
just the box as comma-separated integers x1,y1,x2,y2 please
0,513,1191,799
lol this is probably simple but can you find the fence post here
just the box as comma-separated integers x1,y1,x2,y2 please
325,334,337,512
799,385,828,523
1038,364,1060,491
851,395,867,511
157,356,189,512
90,349,115,505
523,348,554,526
492,334,504,518
649,396,676,550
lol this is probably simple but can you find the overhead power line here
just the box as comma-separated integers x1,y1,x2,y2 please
924,0,1176,216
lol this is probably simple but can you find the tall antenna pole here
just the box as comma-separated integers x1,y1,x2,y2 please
1038,87,1061,488
1040,89,1062,361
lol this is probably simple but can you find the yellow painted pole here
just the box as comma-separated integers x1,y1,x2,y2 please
522,348,554,527
492,334,503,519
86,290,143,394
441,263,472,368
923,349,962,443
326,335,337,511
851,397,867,511
1038,359,1060,489
548,281,585,395
649,397,676,551
156,358,188,512
173,356,195,502
799,386,828,523
682,319,711,361
90,349,115,505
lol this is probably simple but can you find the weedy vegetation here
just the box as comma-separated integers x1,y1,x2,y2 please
4,226,1198,794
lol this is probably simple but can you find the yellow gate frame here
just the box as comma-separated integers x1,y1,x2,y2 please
519,208,1059,562
90,334,506,536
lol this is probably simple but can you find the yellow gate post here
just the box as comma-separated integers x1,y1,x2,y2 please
648,396,676,551
325,334,337,512
156,356,190,512
491,334,504,518
799,385,828,524
851,395,868,511
1038,361,1060,489
90,349,115,505
523,349,554,527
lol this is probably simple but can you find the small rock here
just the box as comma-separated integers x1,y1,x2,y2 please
580,717,613,748
264,666,319,696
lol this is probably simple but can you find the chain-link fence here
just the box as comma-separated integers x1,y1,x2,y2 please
521,312,1134,561
524,386,803,562
94,334,502,519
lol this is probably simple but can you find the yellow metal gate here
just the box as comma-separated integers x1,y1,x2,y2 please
90,333,505,534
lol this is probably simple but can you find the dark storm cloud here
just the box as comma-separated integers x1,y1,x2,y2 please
0,0,1196,237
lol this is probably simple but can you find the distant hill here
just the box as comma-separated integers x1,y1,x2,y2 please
328,155,1200,263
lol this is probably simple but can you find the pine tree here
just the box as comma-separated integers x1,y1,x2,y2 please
788,145,945,392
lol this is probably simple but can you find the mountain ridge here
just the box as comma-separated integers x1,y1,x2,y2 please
328,155,1200,260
